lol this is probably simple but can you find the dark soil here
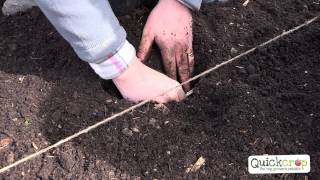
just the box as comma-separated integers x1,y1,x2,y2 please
0,0,319,179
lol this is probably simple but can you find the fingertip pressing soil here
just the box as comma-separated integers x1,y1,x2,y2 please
0,0,319,179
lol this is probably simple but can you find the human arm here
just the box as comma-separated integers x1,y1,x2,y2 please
35,0,185,103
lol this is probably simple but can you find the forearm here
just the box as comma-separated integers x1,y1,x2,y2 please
35,0,135,79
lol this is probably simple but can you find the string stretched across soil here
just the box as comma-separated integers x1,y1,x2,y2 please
0,15,318,174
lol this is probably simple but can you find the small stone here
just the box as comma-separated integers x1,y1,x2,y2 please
106,99,113,103
120,172,129,179
91,111,98,117
246,64,256,74
154,104,169,114
230,47,238,54
95,160,101,166
122,128,133,137
166,151,171,155
149,118,157,126
131,127,140,133
72,91,78,99
58,124,62,129
108,171,116,178
238,68,247,75
164,121,169,125
7,152,15,163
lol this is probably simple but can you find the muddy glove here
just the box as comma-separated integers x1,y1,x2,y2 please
137,0,194,91
2,0,36,16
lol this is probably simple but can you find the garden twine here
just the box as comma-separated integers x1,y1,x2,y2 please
0,15,318,174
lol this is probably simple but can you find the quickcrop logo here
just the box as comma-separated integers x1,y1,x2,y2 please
248,155,310,174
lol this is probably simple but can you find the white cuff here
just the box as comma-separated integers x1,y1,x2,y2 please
89,40,136,79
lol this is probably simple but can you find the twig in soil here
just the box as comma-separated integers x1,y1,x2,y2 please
46,156,56,158
29,56,43,60
186,90,194,97
185,156,206,173
154,103,170,113
18,76,25,83
32,142,39,151
249,138,260,146
243,0,250,6
0,15,319,174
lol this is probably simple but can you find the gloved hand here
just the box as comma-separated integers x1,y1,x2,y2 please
112,56,185,103
137,0,194,91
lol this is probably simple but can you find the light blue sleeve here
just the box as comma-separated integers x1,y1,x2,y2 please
179,0,223,10
179,0,202,10
35,0,127,64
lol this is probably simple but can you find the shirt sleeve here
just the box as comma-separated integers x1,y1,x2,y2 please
35,0,136,79
178,0,222,10
178,0,202,10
